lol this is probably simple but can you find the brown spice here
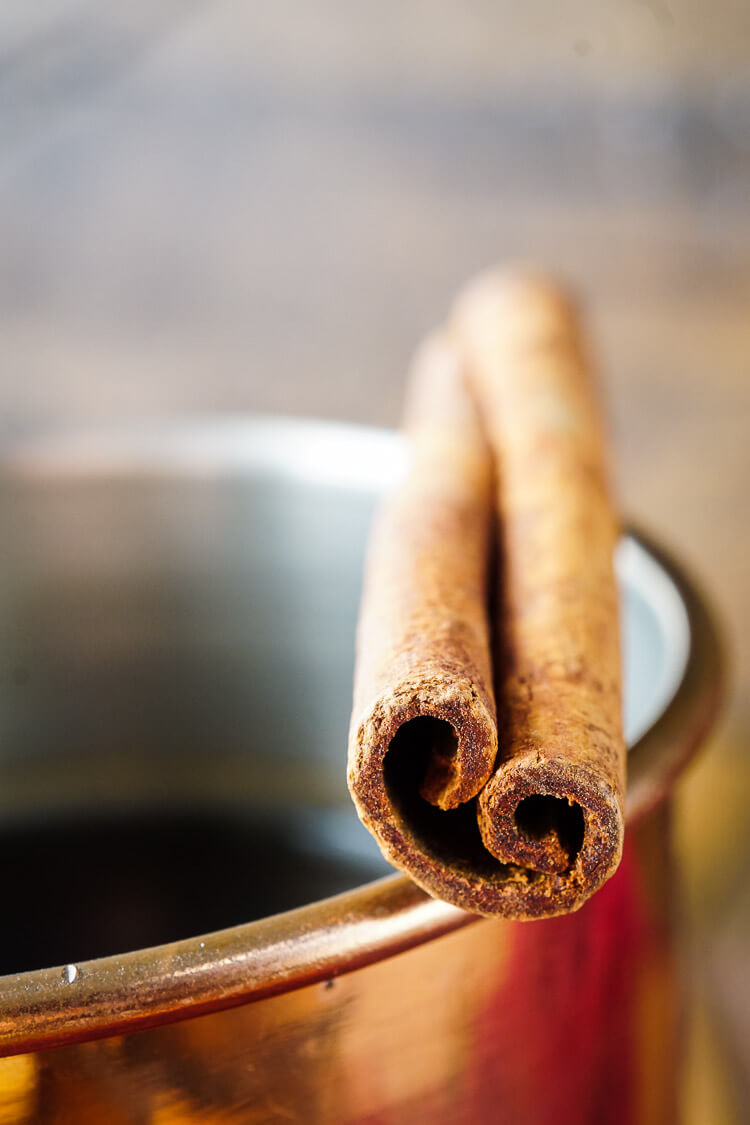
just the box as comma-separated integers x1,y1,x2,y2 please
347,272,625,919
348,333,497,820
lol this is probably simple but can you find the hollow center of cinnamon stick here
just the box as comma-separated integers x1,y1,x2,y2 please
384,716,459,805
514,795,585,866
383,720,588,880
384,718,496,869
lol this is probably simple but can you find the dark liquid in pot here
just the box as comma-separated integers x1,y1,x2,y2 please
0,807,389,975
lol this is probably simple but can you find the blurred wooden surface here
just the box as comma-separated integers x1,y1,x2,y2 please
0,2,748,1118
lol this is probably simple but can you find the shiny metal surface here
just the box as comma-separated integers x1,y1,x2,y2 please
0,813,682,1125
0,419,723,1122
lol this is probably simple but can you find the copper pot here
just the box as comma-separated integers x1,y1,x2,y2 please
0,420,722,1123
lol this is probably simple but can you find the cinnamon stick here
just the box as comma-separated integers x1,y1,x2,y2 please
456,271,625,915
347,272,625,918
348,333,497,826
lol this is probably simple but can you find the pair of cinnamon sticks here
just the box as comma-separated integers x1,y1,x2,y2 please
347,272,625,919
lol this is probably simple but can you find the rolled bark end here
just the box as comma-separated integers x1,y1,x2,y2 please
348,273,625,920
477,757,623,888
388,713,484,812
348,332,499,819
350,728,623,920
413,718,461,808
349,678,498,825
350,693,623,921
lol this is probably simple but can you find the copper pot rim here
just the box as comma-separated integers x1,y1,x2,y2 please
0,418,725,1057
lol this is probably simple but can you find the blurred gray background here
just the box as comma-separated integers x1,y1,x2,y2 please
1,3,749,1119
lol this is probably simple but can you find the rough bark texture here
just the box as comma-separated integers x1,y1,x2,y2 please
347,333,498,829
347,273,625,919
454,271,625,914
